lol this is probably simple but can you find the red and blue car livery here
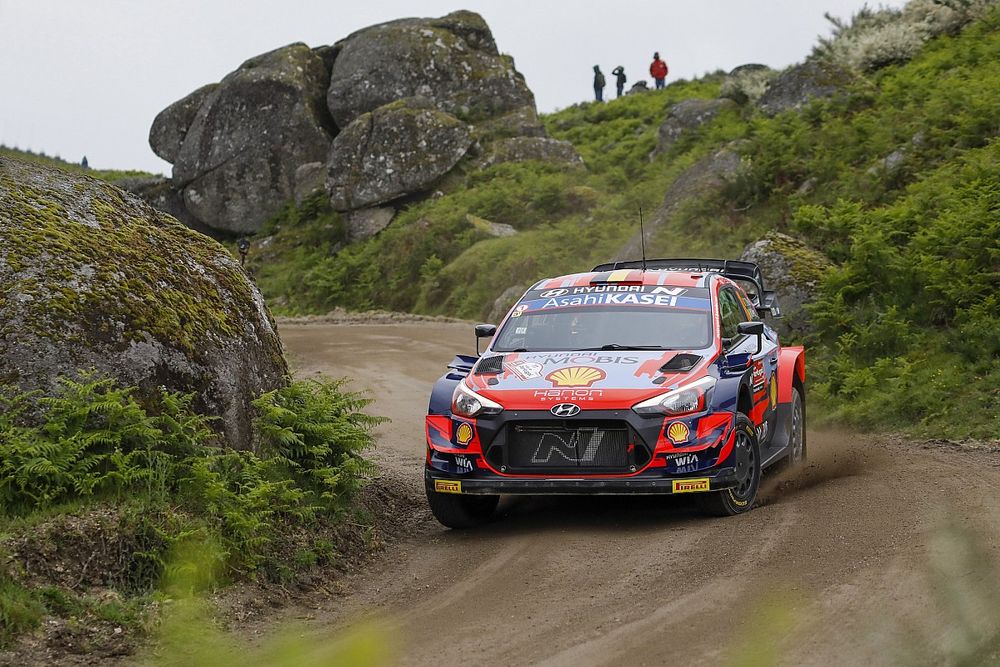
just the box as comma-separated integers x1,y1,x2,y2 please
425,259,806,528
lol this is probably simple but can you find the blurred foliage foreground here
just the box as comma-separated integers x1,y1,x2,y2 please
0,372,383,658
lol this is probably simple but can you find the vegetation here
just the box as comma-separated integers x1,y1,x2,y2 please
0,372,381,649
247,5,1000,439
0,145,155,182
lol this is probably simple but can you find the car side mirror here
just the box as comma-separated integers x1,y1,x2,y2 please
737,321,765,354
474,323,496,356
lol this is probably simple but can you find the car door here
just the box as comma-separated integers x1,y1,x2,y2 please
719,286,778,445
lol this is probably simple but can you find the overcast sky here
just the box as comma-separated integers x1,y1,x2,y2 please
0,0,905,174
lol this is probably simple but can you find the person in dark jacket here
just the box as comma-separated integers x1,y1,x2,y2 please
593,65,606,102
611,66,627,98
650,52,669,89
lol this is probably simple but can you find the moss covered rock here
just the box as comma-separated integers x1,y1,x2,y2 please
0,157,287,448
326,11,535,127
740,232,833,338
326,98,472,211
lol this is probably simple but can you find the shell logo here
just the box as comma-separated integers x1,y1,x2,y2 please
455,422,474,445
667,421,690,444
769,375,778,409
545,366,606,388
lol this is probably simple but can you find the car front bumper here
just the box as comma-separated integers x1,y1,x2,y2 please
424,467,739,496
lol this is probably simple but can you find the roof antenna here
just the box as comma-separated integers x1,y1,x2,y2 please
638,206,648,272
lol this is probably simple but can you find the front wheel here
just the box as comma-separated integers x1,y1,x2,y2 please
697,413,761,517
426,487,499,529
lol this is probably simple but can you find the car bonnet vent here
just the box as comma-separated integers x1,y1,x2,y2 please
659,353,702,373
473,355,505,375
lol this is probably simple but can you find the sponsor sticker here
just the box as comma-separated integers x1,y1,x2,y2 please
672,478,710,493
504,359,543,380
546,366,607,388
510,304,528,318
453,455,473,472
524,352,640,366
667,453,699,466
666,421,690,445
434,479,462,494
455,422,474,445
533,389,604,402
769,374,778,408
751,360,766,391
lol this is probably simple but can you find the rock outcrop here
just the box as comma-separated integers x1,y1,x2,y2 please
326,98,473,211
0,157,287,448
740,232,833,337
326,11,534,127
172,44,335,235
653,98,738,155
143,11,571,239
757,61,851,116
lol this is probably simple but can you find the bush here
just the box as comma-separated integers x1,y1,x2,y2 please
0,373,381,570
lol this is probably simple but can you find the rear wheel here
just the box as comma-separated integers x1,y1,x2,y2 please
426,487,499,529
697,413,760,517
788,386,806,465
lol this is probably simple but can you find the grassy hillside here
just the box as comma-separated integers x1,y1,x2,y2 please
247,6,1000,439
0,146,154,182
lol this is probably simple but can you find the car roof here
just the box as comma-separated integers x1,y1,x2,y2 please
532,269,715,291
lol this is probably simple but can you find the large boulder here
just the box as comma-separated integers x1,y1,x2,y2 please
653,98,738,155
326,11,535,128
740,232,833,338
326,98,472,211
757,61,852,117
148,83,218,164
474,137,584,170
168,43,335,234
0,157,287,448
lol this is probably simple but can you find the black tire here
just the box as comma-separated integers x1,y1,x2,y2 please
697,413,761,517
426,487,499,529
788,385,806,465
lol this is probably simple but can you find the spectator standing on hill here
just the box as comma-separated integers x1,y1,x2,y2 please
611,66,627,98
593,65,606,102
80,156,89,169
650,52,669,89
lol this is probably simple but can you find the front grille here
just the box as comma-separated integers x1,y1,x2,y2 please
490,421,648,474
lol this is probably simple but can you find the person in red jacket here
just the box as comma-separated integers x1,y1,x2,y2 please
650,52,669,89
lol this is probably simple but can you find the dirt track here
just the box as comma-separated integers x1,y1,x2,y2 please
280,321,1000,666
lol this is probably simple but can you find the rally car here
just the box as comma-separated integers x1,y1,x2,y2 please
424,259,806,528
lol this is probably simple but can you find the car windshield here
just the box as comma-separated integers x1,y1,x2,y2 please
492,286,713,352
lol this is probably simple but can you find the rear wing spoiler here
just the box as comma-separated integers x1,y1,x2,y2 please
592,258,782,318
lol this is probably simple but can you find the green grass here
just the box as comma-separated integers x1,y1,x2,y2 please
0,145,156,183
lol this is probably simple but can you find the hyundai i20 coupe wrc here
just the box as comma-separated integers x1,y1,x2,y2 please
424,259,806,528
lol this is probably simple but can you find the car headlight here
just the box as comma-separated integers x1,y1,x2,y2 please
451,381,503,418
632,376,717,416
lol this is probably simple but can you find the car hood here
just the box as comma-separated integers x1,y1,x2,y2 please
465,349,709,410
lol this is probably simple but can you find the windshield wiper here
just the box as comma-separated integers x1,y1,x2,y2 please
573,344,668,351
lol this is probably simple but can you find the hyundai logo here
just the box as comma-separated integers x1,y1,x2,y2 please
550,403,581,417
540,288,569,297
